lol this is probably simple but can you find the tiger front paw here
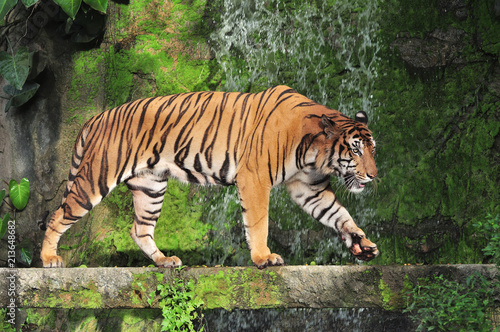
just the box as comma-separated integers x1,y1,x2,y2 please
42,255,65,268
348,234,379,261
253,253,285,270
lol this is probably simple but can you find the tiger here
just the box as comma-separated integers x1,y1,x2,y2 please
41,85,379,269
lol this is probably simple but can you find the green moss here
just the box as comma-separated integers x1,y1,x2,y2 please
69,49,105,106
128,272,163,306
24,308,57,330
26,281,103,309
379,275,413,311
194,268,283,309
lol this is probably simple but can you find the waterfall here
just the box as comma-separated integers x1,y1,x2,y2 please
204,0,381,266
210,0,380,116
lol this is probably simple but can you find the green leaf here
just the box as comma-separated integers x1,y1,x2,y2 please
0,47,32,90
3,82,40,112
8,178,30,210
0,189,5,203
21,0,38,7
20,247,32,266
0,0,17,20
0,213,10,239
53,0,82,20
83,0,107,13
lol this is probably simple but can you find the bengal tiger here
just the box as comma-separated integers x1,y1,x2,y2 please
41,85,379,269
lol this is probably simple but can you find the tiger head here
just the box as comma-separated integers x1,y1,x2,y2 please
318,111,377,193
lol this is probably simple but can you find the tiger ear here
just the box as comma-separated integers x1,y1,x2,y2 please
320,115,336,138
355,111,368,125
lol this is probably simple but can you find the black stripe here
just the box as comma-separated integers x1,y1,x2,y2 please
145,208,162,215
184,169,200,184
268,150,274,186
194,153,202,172
175,138,192,167
136,98,156,133
127,184,166,198
303,185,329,206
316,198,337,221
136,233,154,239
147,143,161,168
219,152,230,184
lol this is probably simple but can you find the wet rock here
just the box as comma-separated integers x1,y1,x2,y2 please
391,28,467,69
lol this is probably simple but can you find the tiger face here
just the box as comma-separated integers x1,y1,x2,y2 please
319,111,377,193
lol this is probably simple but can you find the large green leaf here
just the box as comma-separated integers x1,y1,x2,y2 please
53,0,82,20
3,82,40,112
84,0,107,13
21,0,39,7
9,178,30,210
0,213,10,239
0,0,17,20
0,47,32,90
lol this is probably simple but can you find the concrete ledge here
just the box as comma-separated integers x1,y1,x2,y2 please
0,265,497,310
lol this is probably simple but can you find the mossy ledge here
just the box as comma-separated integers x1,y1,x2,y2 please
0,265,497,310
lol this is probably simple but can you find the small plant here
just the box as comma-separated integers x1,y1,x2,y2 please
404,272,495,331
149,270,205,332
474,213,500,265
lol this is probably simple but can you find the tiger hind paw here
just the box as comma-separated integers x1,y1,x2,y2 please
155,256,183,268
254,253,284,270
42,255,65,268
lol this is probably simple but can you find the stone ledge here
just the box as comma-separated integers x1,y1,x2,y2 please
0,265,497,310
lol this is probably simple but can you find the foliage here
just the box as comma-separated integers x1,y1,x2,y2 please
474,214,500,265
0,0,107,20
404,273,496,331
361,0,500,265
8,178,30,210
0,178,32,266
0,44,40,112
0,46,31,90
0,178,30,239
149,272,204,332
0,0,17,21
0,308,16,332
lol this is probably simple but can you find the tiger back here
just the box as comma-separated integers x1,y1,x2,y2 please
41,85,379,268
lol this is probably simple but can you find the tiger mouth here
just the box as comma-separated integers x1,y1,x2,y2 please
344,174,367,192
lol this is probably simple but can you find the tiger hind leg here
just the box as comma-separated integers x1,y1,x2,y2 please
126,174,182,267
41,179,99,267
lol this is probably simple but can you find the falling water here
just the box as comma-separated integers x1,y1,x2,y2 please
204,0,381,266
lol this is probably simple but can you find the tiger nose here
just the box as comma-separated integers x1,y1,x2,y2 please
367,171,377,179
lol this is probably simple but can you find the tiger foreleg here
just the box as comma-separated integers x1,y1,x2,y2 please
126,176,182,268
286,178,379,261
236,175,284,269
